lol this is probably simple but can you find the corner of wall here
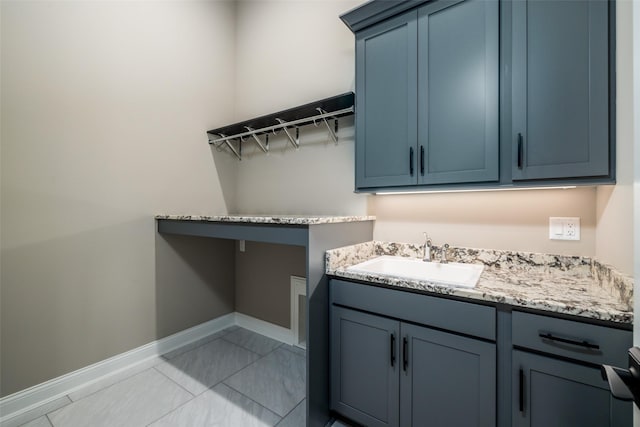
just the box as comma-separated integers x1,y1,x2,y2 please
595,0,634,276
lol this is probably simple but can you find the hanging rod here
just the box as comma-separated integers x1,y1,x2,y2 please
206,92,354,158
208,106,353,146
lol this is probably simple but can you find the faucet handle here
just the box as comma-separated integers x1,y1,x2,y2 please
441,243,450,263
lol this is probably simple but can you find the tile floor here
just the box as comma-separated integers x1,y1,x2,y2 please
2,326,350,427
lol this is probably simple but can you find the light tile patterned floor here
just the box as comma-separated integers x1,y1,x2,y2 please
2,327,339,427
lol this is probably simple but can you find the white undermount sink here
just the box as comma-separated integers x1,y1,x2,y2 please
346,255,484,288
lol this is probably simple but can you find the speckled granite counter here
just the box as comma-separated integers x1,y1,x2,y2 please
327,241,634,324
155,214,375,225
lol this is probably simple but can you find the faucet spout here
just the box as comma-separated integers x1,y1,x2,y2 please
422,232,432,262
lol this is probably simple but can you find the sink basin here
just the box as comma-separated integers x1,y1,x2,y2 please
346,256,484,288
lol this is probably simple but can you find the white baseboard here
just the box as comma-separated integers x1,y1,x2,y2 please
234,312,295,346
0,313,236,423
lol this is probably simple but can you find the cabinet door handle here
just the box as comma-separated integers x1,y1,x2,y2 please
538,332,600,350
517,133,524,169
420,145,425,176
390,333,396,367
519,368,524,412
402,337,408,372
409,147,414,176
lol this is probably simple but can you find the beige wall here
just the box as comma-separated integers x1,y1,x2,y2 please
235,241,306,329
596,0,635,276
1,0,237,396
155,235,235,338
371,187,597,256
232,0,368,216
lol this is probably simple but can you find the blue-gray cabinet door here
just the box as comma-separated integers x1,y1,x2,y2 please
355,10,418,189
512,350,631,427
417,0,499,185
330,306,400,427
511,0,610,180
400,323,496,427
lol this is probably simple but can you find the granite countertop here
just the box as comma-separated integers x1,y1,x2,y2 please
155,214,376,225
326,241,634,324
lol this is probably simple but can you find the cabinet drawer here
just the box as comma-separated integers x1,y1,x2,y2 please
512,311,631,367
330,279,495,341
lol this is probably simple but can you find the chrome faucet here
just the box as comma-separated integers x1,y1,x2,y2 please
422,233,433,262
441,243,450,264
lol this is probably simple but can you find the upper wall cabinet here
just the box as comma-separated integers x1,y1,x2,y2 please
342,0,615,192
354,0,499,189
355,11,418,188
418,0,499,185
511,0,610,181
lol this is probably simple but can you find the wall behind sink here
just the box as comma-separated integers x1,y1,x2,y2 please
371,187,597,256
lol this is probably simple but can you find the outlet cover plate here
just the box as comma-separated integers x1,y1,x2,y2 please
549,217,580,241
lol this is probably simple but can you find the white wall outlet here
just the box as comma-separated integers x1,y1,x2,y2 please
549,217,580,241
239,240,246,252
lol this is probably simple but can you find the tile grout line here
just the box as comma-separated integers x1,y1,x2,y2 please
142,386,194,427
10,395,73,427
220,381,284,422
162,328,237,361
181,339,287,413
41,368,167,426
274,398,305,427
151,366,196,399
216,339,286,383
161,327,261,365
44,364,191,427
164,337,279,401
280,345,306,358
64,364,159,404
195,348,266,396
219,334,284,358
142,364,224,427
144,327,249,406
33,328,293,427
144,373,282,427
145,364,215,427
220,344,305,419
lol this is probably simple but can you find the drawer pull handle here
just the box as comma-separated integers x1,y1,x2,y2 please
538,332,600,350
390,333,396,367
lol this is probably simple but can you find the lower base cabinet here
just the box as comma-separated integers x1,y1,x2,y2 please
511,311,632,427
330,305,496,427
329,279,633,427
401,323,496,426
330,307,398,427
513,350,631,427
